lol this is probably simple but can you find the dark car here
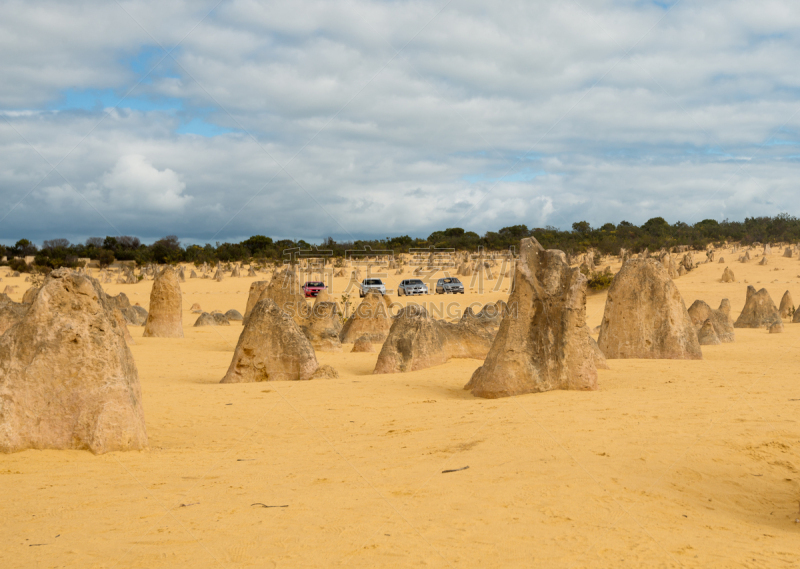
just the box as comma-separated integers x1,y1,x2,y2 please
302,281,327,297
435,277,464,294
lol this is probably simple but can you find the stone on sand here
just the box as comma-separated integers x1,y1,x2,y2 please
374,304,494,374
696,319,721,345
687,299,735,343
351,335,375,353
734,287,781,329
778,291,794,320
143,266,183,338
243,281,269,322
194,312,230,326
220,298,321,383
225,309,244,322
300,301,343,352
597,258,702,360
721,267,735,283
339,291,392,344
466,238,598,398
0,269,147,454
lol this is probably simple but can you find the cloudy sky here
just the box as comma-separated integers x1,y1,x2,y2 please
1,0,799,245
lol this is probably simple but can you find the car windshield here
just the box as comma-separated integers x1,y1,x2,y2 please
407,279,423,285
305,282,324,287
364,279,383,285
442,278,460,284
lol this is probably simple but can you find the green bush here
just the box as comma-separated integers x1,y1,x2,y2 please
587,271,614,291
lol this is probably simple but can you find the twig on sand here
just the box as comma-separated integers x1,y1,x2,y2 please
442,466,469,474
179,502,199,507
251,503,289,508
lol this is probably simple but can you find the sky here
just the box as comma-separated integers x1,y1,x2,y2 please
1,0,799,246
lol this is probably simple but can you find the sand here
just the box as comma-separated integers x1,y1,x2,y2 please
1,252,799,568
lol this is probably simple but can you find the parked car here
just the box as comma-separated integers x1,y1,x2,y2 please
435,277,464,294
359,278,386,297
302,281,327,298
397,278,429,296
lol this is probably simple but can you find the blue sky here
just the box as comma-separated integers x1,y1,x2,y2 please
1,0,800,246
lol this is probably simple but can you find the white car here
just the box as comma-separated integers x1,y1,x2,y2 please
397,278,429,296
359,278,386,297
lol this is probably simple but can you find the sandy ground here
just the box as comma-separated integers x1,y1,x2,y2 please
2,250,799,568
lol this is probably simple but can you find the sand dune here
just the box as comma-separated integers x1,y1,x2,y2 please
1,252,799,568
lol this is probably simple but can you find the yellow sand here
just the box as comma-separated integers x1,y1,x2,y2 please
2,252,799,568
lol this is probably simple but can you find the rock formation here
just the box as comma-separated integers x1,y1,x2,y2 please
460,300,507,336
374,305,494,374
21,286,39,304
783,247,793,258
466,238,599,398
687,299,735,343
769,322,784,334
106,292,148,326
194,312,230,326
779,291,794,319
243,281,270,322
0,294,28,335
113,309,135,344
0,270,147,454
759,256,768,266
225,309,244,322
597,259,702,360
220,299,321,383
339,291,392,344
697,319,721,345
734,287,781,328
721,267,735,283
588,336,610,369
142,266,183,338
252,269,308,326
300,301,343,352
351,335,375,353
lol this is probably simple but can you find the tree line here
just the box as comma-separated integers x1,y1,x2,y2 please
1,214,798,272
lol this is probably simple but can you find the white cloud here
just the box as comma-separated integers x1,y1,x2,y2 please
102,154,191,213
1,0,800,245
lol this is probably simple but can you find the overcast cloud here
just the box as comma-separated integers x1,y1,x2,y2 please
1,0,799,245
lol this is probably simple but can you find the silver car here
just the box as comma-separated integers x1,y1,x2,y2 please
359,278,386,297
397,278,429,296
435,277,464,294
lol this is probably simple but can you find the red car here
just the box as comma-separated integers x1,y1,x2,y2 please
302,281,327,298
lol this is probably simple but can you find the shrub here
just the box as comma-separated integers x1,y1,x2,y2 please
587,271,614,292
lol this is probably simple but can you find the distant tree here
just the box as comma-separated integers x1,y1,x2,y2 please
97,249,115,268
85,237,104,248
118,236,141,250
12,239,37,256
642,217,670,235
151,235,182,264
241,235,273,254
43,238,70,250
572,221,591,234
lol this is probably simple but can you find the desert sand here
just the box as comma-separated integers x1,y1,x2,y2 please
1,250,799,568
